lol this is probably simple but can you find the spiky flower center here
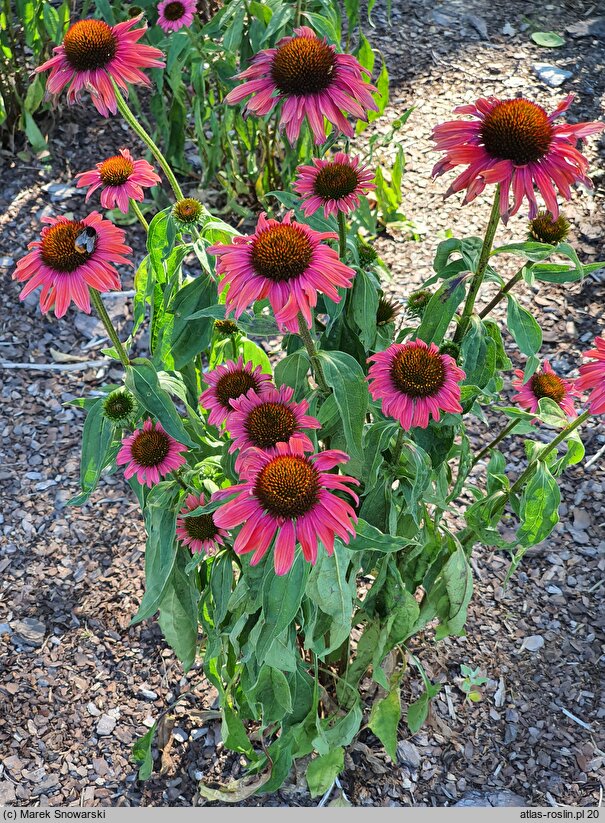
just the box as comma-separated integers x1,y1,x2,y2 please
530,371,565,404
407,289,432,319
245,402,298,449
184,512,219,542
251,225,313,283
215,370,259,410
313,162,359,200
480,99,553,165
215,319,239,336
271,35,336,96
376,295,400,326
130,428,171,467
529,211,570,244
99,155,134,186
391,346,446,399
103,390,135,422
357,239,378,267
40,221,92,273
254,455,319,519
163,1,186,20
63,20,117,72
173,197,202,223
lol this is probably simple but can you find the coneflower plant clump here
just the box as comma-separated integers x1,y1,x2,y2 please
18,8,605,798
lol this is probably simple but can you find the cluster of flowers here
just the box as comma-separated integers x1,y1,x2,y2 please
11,10,605,576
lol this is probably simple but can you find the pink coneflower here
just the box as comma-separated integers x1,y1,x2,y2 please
12,212,131,318
576,336,605,415
227,385,321,467
157,0,196,33
116,419,187,488
432,95,604,221
208,211,355,333
294,152,375,218
199,357,273,427
367,339,466,430
212,441,359,575
75,148,161,213
176,492,228,555
36,16,165,117
225,25,378,144
512,360,580,419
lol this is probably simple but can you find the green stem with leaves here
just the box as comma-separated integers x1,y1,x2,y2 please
337,211,348,261
130,199,149,231
112,83,184,201
472,419,520,467
454,185,501,343
391,428,405,466
89,289,130,368
297,312,330,396
478,265,527,320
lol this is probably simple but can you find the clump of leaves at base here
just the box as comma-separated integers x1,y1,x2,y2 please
407,289,432,319
528,211,570,244
103,389,136,426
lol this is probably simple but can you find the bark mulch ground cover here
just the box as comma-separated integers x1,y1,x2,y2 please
1,0,604,808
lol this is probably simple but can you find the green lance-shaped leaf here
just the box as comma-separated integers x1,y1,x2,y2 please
415,277,467,345
317,350,369,477
158,551,200,671
250,665,293,725
368,675,402,761
351,268,379,349
131,724,156,781
460,316,497,389
506,295,543,357
170,273,218,369
346,518,412,554
126,358,195,447
221,705,255,757
306,747,345,799
68,398,117,506
147,208,176,284
255,553,309,661
305,541,356,655
516,462,561,547
274,349,311,401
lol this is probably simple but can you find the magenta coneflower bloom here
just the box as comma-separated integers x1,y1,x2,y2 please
432,94,604,221
367,339,466,430
75,148,161,213
157,0,196,33
294,152,375,218
227,385,321,467
199,357,274,427
36,15,165,117
225,25,378,144
117,419,187,488
176,492,228,555
576,336,605,415
13,212,131,318
512,360,580,419
208,211,355,333
212,440,359,575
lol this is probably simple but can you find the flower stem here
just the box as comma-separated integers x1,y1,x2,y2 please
478,266,526,320
297,312,330,396
130,199,149,232
294,0,303,27
454,185,501,343
337,211,348,261
112,83,184,201
472,418,520,467
173,471,189,492
89,288,130,368
391,428,405,465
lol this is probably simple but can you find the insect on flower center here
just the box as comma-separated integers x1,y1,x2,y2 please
163,1,186,20
215,371,259,410
271,35,336,96
254,455,319,519
313,163,360,200
251,225,313,283
40,221,92,273
391,347,446,399
130,429,171,467
184,512,219,541
480,99,553,165
530,372,565,404
63,20,117,72
245,402,298,449
99,155,134,186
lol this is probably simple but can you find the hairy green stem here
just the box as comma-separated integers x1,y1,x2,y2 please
391,428,405,466
478,266,526,320
337,211,348,261
297,312,330,396
89,289,130,368
454,186,501,343
112,83,184,201
472,419,520,467
130,199,149,231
